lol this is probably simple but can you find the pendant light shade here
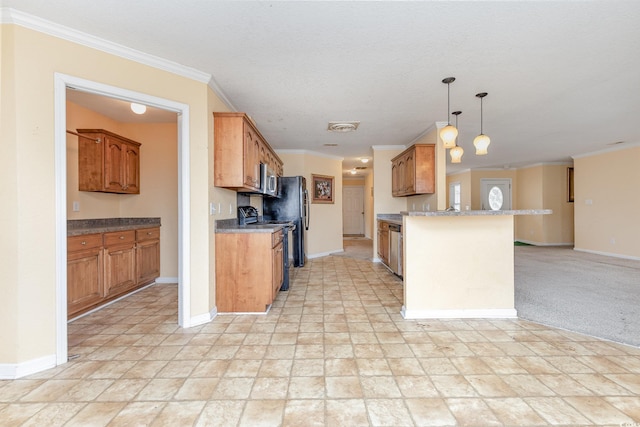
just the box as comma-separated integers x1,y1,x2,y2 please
440,77,457,149
450,110,464,163
474,92,490,155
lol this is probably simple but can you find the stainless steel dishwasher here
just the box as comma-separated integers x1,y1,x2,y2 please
388,223,402,277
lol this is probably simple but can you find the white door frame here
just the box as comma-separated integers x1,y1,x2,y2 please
54,73,191,366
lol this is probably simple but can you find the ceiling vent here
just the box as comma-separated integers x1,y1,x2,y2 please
328,121,360,132
355,166,367,170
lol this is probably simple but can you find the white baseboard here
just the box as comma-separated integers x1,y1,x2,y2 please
401,306,517,319
573,248,640,261
307,249,344,259
515,240,574,246
188,307,218,328
155,276,179,284
0,354,57,380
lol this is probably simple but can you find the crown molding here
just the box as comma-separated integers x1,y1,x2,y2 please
372,145,405,151
1,8,211,84
571,141,640,160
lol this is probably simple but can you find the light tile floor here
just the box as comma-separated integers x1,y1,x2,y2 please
2,255,640,426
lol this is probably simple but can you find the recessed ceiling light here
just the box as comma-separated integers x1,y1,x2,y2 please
350,169,357,175
130,102,147,114
360,158,369,163
328,121,360,132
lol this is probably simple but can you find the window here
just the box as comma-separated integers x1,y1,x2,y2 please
449,182,461,211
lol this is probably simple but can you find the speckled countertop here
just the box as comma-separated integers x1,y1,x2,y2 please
215,218,284,234
402,209,552,216
68,218,161,236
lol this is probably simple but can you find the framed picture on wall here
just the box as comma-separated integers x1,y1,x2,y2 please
567,167,574,203
311,174,334,204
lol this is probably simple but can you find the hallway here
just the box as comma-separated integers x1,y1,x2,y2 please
1,255,639,426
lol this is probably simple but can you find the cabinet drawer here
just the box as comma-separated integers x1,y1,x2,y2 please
68,233,103,252
272,229,284,247
103,230,136,247
136,227,160,242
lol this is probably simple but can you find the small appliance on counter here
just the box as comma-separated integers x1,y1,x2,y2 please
237,205,295,291
262,176,309,267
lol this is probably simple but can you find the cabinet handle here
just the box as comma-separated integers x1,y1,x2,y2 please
119,235,125,240
147,232,153,235
81,241,87,245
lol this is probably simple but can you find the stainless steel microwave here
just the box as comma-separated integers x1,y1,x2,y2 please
260,163,278,197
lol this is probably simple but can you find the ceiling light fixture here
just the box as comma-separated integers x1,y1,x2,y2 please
360,158,369,163
440,77,458,149
328,121,360,132
130,102,147,114
450,111,464,164
473,92,490,155
350,169,357,175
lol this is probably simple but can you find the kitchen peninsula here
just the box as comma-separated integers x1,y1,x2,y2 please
382,209,551,319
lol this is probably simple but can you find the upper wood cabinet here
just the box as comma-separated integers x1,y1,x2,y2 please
214,112,283,192
77,129,141,194
391,144,435,197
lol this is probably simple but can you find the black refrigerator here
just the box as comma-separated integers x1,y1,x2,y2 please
263,176,309,267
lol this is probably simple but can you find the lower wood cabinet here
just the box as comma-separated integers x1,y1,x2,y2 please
67,234,104,317
216,229,284,313
377,220,390,266
67,226,160,319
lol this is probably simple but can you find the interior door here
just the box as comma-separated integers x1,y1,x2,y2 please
481,178,512,210
343,186,364,235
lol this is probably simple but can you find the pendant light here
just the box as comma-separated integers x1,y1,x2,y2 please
473,92,490,155
450,111,464,163
440,77,457,149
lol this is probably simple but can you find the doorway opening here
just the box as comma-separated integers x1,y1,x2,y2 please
54,73,191,366
343,185,365,236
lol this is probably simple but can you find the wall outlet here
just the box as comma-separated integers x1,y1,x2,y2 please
585,199,593,205
72,201,80,212
229,203,233,214
210,202,217,215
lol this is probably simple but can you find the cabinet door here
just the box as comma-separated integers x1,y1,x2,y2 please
404,150,415,194
104,231,137,298
122,142,140,194
104,136,125,192
67,246,104,318
243,123,261,190
137,239,160,285
272,241,284,299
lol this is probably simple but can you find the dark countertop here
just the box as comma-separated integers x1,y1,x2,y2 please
68,217,161,236
215,218,284,234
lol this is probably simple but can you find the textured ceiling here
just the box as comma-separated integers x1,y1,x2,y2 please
4,1,640,176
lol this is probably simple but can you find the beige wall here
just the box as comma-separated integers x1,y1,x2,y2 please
364,172,374,238
66,101,180,278
1,24,216,367
574,146,640,258
276,151,344,257
515,165,544,243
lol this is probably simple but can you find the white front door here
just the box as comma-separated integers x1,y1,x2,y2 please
481,178,512,210
343,186,364,235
